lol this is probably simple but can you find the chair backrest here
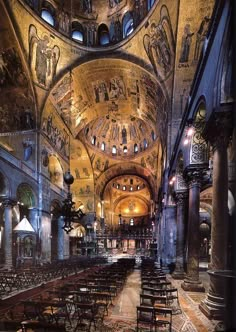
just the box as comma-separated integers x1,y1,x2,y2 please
153,306,172,325
137,305,154,323
140,294,155,307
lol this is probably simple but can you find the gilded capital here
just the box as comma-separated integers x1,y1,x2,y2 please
203,110,233,152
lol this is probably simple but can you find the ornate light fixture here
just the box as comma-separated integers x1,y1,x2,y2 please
61,170,85,234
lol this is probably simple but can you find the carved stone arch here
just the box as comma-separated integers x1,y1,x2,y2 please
16,183,37,227
16,183,36,209
199,202,212,218
97,163,156,200
189,100,209,165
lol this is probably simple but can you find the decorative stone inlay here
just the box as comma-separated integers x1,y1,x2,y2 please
175,191,188,205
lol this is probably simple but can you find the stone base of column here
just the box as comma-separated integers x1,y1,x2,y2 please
181,278,205,292
199,292,224,320
172,269,185,279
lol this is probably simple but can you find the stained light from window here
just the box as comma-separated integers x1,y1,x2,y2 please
91,136,96,145
134,143,138,153
123,12,134,38
143,139,148,149
101,142,106,151
151,130,156,141
147,0,155,11
112,145,117,154
72,30,84,42
41,9,54,26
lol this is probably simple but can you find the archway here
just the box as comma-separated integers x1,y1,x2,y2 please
100,174,154,257
14,184,37,267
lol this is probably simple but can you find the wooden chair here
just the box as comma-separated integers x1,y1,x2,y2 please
165,288,182,314
153,307,172,332
73,302,100,332
140,294,155,307
136,305,154,332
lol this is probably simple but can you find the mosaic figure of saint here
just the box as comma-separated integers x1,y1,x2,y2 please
179,24,194,63
194,15,211,61
29,25,60,87
122,126,127,144
143,5,175,80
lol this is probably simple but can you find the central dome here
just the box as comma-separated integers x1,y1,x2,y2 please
81,115,157,159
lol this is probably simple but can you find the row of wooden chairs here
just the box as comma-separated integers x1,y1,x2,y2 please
0,257,108,298
137,259,181,331
137,305,172,332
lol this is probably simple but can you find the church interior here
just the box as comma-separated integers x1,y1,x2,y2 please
0,0,235,331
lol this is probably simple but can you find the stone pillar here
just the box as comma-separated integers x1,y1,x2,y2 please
2,199,15,270
57,216,64,260
163,205,176,266
173,191,188,279
181,170,205,291
200,111,232,319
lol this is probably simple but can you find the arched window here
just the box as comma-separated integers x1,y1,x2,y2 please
123,12,134,38
72,21,84,43
101,142,106,151
143,139,148,149
147,0,155,11
41,9,55,26
123,146,128,154
130,218,134,226
112,145,117,155
151,130,156,141
91,136,96,145
134,143,138,153
98,24,110,46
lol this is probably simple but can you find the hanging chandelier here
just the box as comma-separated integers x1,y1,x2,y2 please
61,170,85,233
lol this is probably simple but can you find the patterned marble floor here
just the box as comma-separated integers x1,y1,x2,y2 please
104,268,219,332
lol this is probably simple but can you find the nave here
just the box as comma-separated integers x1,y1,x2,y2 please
0,258,218,332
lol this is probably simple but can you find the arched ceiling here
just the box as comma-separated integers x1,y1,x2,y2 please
49,58,168,159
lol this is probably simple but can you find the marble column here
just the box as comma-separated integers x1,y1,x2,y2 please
2,199,15,270
173,191,188,279
57,216,64,260
200,117,231,319
181,170,205,291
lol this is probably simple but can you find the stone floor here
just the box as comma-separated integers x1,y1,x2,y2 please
106,267,219,332
0,265,221,332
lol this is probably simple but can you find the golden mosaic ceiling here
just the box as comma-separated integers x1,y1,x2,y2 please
50,58,168,159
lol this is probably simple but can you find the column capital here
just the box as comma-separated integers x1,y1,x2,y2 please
1,198,16,208
184,168,205,189
203,110,233,152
